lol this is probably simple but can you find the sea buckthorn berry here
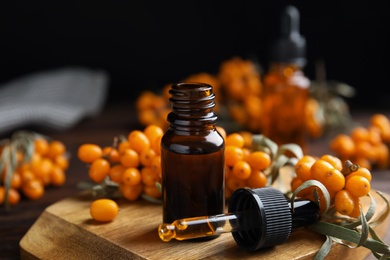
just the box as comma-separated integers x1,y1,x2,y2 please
247,151,271,171
54,155,69,170
108,164,126,183
329,134,355,159
120,149,140,168
351,127,370,143
143,124,164,143
370,113,390,142
141,167,161,186
225,133,245,148
89,158,110,183
354,141,377,161
226,175,246,192
231,161,251,180
239,131,253,148
78,144,103,163
295,155,316,181
128,130,150,154
348,196,362,218
345,167,372,182
139,148,157,167
143,184,162,199
102,146,120,163
245,170,267,188
90,199,119,222
122,168,142,186
345,175,371,197
151,156,162,175
50,165,66,186
47,140,66,158
334,189,355,215
7,188,21,206
34,138,49,156
310,159,334,180
118,141,131,154
150,134,162,156
22,179,44,200
120,183,143,201
225,145,244,167
320,154,343,171
311,160,345,192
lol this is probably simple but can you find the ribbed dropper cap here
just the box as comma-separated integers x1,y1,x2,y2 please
228,187,292,251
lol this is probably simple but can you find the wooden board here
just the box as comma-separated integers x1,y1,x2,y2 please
20,191,389,260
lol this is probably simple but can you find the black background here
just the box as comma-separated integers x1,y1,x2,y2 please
0,1,389,110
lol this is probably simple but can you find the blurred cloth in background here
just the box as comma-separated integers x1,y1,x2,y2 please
0,67,109,135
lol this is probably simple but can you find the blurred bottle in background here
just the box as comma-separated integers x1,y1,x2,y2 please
261,5,310,153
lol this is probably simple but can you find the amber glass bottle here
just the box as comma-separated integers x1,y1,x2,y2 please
261,5,310,152
161,82,225,225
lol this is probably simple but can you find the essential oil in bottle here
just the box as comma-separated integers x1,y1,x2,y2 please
261,5,310,152
161,82,225,234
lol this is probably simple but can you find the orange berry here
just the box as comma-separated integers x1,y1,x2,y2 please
330,134,355,159
143,184,162,199
88,158,110,183
370,113,390,142
231,161,252,180
245,170,267,188
320,154,343,171
102,146,120,163
345,175,371,198
108,164,126,183
345,167,372,182
54,155,69,170
151,156,162,175
122,168,142,186
120,149,140,168
247,151,271,171
226,175,245,192
120,183,143,201
351,127,370,143
90,199,119,222
128,130,150,154
141,167,161,186
295,155,316,181
47,140,66,158
143,124,164,143
225,133,245,148
225,145,244,167
50,165,66,186
139,148,157,167
118,141,131,154
22,179,44,200
334,189,355,215
34,138,49,156
311,159,345,192
78,144,103,163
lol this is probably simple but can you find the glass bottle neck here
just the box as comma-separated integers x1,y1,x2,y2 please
167,82,218,130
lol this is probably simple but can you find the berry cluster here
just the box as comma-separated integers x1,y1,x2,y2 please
78,125,164,202
219,127,272,199
330,113,390,170
291,154,372,217
0,133,68,207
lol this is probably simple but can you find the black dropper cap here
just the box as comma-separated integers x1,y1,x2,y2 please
228,187,319,252
269,5,307,67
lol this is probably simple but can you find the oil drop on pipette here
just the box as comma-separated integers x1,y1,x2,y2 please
158,187,320,252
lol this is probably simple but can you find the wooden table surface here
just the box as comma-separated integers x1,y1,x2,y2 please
1,102,390,260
